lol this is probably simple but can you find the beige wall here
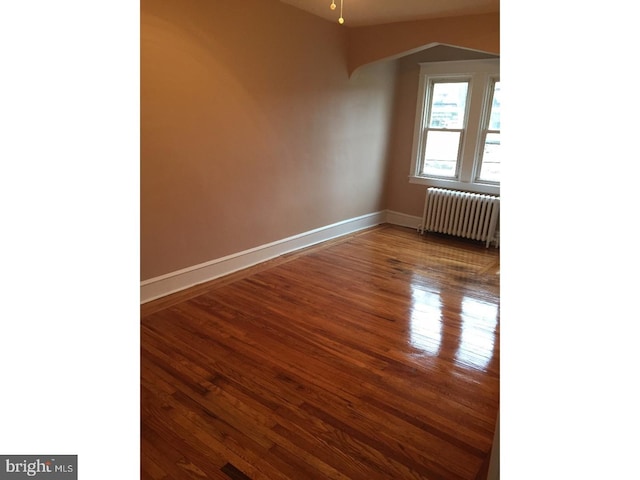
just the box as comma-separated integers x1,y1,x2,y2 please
141,0,500,282
347,13,499,75
141,0,397,280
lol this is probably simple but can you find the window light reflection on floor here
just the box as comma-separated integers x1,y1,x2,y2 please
455,297,498,371
409,286,443,355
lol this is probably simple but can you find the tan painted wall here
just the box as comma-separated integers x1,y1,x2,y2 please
141,0,397,280
347,13,500,75
141,0,500,282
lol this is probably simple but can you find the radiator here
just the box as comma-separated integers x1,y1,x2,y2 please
419,187,500,248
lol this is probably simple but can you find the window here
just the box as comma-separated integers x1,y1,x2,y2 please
422,80,469,178
477,79,500,183
409,60,500,194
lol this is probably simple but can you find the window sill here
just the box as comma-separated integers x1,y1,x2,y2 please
408,176,500,196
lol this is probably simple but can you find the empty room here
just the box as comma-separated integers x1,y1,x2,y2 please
8,1,639,478
140,0,501,478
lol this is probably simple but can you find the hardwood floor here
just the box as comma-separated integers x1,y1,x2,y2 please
141,224,500,480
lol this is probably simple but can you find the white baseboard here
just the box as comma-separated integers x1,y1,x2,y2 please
141,211,387,304
385,210,422,230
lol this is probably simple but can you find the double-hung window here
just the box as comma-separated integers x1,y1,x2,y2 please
409,59,500,194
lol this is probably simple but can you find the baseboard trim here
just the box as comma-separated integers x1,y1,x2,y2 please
141,211,388,304
385,210,422,230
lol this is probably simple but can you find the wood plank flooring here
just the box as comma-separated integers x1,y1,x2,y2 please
141,225,500,479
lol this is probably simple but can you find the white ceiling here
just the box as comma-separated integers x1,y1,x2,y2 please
279,0,499,27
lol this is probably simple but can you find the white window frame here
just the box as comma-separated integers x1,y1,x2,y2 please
409,59,500,195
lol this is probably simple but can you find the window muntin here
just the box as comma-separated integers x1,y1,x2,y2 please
422,81,469,179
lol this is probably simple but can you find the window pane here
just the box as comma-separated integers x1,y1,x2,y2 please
488,81,500,130
422,130,460,177
428,82,468,129
478,132,500,182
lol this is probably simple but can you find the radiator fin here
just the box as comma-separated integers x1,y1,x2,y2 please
420,187,500,248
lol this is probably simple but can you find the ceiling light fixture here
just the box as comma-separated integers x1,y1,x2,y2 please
330,0,345,24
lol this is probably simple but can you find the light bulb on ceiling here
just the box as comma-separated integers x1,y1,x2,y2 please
330,0,336,10
338,16,344,24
